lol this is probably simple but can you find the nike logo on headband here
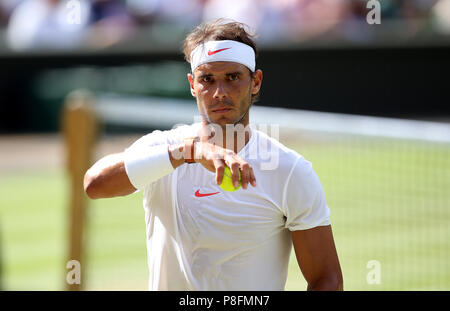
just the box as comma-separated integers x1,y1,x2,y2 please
208,48,231,56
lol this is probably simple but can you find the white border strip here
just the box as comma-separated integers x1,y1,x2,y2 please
95,94,450,143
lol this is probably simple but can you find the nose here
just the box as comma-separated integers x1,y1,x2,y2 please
213,81,227,100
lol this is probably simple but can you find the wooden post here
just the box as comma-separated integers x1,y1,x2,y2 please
62,90,97,291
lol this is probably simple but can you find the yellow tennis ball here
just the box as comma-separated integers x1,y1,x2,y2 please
220,166,241,192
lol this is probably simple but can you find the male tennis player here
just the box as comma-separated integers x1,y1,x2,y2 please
84,19,343,291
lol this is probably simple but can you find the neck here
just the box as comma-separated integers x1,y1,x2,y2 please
199,118,251,154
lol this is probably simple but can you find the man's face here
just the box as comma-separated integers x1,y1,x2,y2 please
188,61,262,128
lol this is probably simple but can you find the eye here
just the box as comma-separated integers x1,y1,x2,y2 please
201,76,212,83
228,74,239,81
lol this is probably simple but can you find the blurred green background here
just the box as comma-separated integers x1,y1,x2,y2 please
1,134,449,290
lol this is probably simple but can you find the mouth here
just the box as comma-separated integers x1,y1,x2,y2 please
211,107,233,114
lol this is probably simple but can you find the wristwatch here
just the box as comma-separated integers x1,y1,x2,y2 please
183,136,200,164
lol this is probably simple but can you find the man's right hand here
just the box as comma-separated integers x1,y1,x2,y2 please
196,141,257,190
169,141,256,190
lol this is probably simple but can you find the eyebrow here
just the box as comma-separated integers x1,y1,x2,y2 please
197,73,213,79
225,71,242,77
196,71,243,79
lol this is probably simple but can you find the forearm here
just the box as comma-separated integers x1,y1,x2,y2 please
84,153,136,199
306,274,343,291
86,141,193,198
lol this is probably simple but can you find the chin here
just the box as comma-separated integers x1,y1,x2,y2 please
207,115,231,125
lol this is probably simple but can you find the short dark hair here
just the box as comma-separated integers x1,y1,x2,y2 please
183,19,258,64
183,19,260,104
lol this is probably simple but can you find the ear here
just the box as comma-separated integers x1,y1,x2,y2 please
251,69,263,95
187,73,196,97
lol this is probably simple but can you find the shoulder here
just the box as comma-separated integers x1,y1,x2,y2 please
128,123,201,149
251,128,305,175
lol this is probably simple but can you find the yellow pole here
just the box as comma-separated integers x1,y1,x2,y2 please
62,90,97,291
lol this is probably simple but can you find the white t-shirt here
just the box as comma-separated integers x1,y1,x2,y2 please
126,123,331,290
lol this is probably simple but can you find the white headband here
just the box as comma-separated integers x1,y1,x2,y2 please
190,40,256,73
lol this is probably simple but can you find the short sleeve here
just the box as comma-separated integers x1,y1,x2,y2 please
126,123,201,151
283,157,331,231
126,130,170,151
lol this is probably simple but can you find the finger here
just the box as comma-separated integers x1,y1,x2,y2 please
223,150,246,189
214,160,225,185
240,162,251,190
249,166,257,187
202,150,221,173
222,149,235,166
229,161,241,189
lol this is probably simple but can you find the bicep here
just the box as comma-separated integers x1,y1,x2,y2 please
291,225,343,290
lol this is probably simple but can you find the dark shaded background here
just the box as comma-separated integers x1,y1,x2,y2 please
1,44,449,133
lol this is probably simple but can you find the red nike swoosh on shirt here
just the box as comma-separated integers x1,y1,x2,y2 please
195,189,220,197
207,48,231,56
